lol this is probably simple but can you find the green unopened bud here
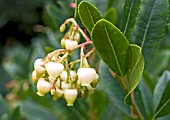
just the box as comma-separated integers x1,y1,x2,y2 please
77,68,96,86
61,39,66,48
87,85,96,94
51,88,56,95
60,24,66,32
56,78,61,88
32,70,39,84
37,78,52,96
65,39,78,49
77,87,88,98
70,32,80,42
64,89,78,106
52,88,64,101
45,62,64,79
91,74,99,88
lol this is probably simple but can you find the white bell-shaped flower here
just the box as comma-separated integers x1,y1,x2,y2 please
77,68,96,86
34,59,44,70
45,62,64,79
37,78,52,96
64,89,78,106
65,39,78,49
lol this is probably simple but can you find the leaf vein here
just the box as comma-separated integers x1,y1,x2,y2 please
103,22,123,77
124,0,134,36
85,3,95,26
140,0,156,50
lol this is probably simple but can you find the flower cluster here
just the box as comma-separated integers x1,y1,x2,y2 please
32,18,99,106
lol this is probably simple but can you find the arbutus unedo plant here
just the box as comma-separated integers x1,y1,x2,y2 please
31,0,170,120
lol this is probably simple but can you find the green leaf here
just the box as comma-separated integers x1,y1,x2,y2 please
142,71,156,93
20,100,57,120
89,90,109,120
91,19,129,76
43,3,69,31
139,80,154,119
125,44,144,103
134,87,146,119
11,107,21,120
0,95,8,116
78,1,102,33
98,61,130,116
131,0,169,64
146,49,170,76
104,8,117,25
153,71,170,118
119,0,141,40
107,0,116,10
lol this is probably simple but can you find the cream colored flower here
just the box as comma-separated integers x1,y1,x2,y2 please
37,78,52,96
64,89,78,106
77,68,96,86
45,62,64,79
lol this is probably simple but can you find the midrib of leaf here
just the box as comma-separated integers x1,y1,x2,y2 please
124,0,134,35
140,1,156,50
153,97,170,118
104,22,124,77
85,3,95,25
128,54,141,90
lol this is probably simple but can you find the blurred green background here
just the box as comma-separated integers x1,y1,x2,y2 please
0,0,169,120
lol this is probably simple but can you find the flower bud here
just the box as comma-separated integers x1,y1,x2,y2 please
61,82,71,89
37,78,52,96
52,88,64,101
32,70,39,84
77,87,88,98
87,85,96,94
65,39,78,49
60,70,77,82
56,78,61,88
64,89,78,106
60,70,67,81
77,68,96,86
34,59,44,70
60,24,66,32
70,32,80,41
70,70,77,82
91,74,99,88
35,65,46,77
45,62,64,79
60,38,66,48
51,88,56,95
